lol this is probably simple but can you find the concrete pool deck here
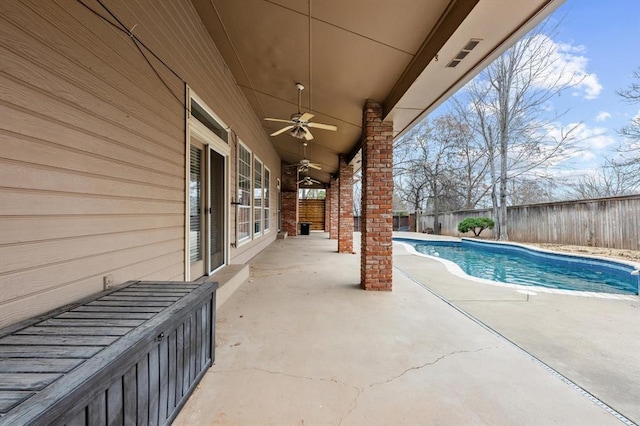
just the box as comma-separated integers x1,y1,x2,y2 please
175,232,639,425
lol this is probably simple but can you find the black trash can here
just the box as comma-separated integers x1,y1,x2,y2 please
300,222,311,235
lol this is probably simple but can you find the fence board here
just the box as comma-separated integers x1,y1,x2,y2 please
419,195,639,250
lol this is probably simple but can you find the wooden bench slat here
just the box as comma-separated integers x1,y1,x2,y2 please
57,312,156,320
118,288,192,297
38,319,145,328
0,373,62,391
16,326,131,336
87,394,106,425
129,283,200,289
0,335,117,346
99,295,181,302
0,358,83,373
73,306,164,313
0,391,35,413
88,300,173,307
0,345,104,358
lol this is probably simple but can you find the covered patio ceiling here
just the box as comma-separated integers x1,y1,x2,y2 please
191,0,563,184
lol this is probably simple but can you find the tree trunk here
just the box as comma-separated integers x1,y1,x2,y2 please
433,192,440,235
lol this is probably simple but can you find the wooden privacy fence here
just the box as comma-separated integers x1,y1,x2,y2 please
419,195,640,250
299,199,325,231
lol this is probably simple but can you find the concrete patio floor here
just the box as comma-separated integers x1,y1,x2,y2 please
175,232,639,425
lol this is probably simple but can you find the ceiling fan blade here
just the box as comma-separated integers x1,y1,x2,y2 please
309,163,322,170
307,122,337,131
264,118,294,124
299,112,314,122
303,127,314,141
270,125,294,136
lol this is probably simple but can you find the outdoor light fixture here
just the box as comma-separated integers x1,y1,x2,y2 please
446,38,482,68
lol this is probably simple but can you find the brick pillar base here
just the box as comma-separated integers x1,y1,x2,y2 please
329,177,338,240
338,156,353,253
360,100,393,290
281,162,298,236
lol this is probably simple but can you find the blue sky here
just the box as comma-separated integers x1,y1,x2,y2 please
433,0,640,180
547,0,640,176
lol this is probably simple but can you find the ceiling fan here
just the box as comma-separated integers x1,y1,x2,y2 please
285,144,322,172
297,176,321,186
264,83,338,141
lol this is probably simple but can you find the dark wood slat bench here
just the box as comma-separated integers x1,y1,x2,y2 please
0,280,217,425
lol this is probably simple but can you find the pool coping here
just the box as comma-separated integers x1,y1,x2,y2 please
394,238,639,300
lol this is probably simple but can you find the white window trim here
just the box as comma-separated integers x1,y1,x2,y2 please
237,141,252,246
253,156,263,238
264,166,271,234
185,87,231,281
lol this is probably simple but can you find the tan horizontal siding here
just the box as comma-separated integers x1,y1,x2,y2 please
0,215,183,245
0,190,183,216
1,132,183,189
0,73,182,164
0,161,183,201
0,105,183,177
0,249,184,327
2,239,183,302
0,0,282,328
0,227,183,275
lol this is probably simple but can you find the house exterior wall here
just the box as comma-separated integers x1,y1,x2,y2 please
0,0,280,328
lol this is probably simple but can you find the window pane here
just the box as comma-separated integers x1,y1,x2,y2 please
264,169,270,232
237,144,251,242
254,158,263,235
189,146,202,262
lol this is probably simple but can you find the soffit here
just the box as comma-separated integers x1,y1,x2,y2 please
192,0,562,183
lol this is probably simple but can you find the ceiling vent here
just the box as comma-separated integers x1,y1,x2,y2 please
446,38,482,68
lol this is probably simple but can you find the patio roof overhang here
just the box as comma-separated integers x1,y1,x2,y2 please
191,0,564,184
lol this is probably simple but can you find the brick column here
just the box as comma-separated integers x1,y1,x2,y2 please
281,162,298,236
360,100,393,290
329,177,338,240
338,156,353,253
324,186,330,232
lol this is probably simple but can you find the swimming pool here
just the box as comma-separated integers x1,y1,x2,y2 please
395,238,639,295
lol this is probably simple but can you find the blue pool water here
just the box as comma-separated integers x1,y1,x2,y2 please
396,238,639,295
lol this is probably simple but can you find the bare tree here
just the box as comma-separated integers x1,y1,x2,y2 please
615,68,640,179
394,117,468,233
508,177,557,205
566,159,640,199
454,21,583,240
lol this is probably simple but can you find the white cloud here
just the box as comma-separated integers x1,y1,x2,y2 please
595,111,611,122
537,121,616,174
523,34,603,100
569,122,616,149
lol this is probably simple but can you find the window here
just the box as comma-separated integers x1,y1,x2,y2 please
190,99,228,143
237,143,251,243
254,157,263,236
264,167,270,233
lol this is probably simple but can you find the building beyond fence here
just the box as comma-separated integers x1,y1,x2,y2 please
419,195,640,250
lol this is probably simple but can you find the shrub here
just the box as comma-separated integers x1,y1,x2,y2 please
458,217,495,237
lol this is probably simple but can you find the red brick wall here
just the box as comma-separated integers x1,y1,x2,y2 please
281,163,298,235
329,177,338,239
360,100,393,290
324,186,330,231
338,156,354,253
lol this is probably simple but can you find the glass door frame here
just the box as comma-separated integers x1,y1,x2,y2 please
185,90,231,281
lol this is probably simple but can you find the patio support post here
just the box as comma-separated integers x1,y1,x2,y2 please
338,156,354,252
329,176,338,239
360,100,393,290
281,162,299,236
